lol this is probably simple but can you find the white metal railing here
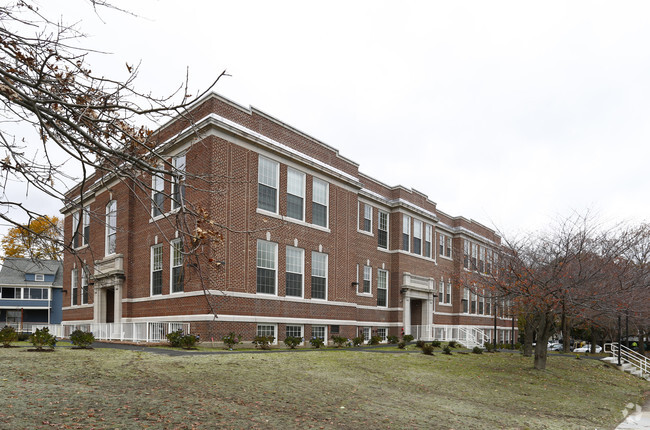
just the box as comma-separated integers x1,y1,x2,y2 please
409,325,491,348
32,322,190,343
605,343,649,378
2,322,41,332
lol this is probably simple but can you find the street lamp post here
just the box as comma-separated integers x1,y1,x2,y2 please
493,302,498,349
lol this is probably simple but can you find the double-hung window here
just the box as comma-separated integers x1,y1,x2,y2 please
171,239,184,293
485,293,492,315
363,265,372,294
71,269,78,306
439,234,444,256
256,240,277,295
424,225,432,258
363,204,372,232
413,220,422,255
286,325,303,340
81,266,89,304
312,178,328,227
445,279,451,304
463,241,470,269
257,324,276,341
105,200,117,255
82,208,90,245
312,326,327,342
171,154,186,211
286,168,305,221
446,237,452,257
72,212,80,248
463,288,469,313
438,279,444,304
402,215,410,252
152,173,164,217
258,156,279,213
479,247,485,273
377,269,388,307
377,211,388,249
285,246,304,297
471,243,478,271
151,244,163,295
478,291,484,314
311,251,327,300
471,290,477,313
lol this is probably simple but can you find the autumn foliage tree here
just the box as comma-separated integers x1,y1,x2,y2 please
1,214,62,260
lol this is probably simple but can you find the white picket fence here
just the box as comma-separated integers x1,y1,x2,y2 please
32,322,191,343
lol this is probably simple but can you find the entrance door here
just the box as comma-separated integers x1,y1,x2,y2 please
410,300,422,325
106,289,115,323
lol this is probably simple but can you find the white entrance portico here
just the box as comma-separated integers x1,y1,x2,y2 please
401,272,436,340
92,254,124,324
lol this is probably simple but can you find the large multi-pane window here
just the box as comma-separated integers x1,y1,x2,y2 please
152,173,164,217
478,291,484,314
71,269,78,306
311,251,327,300
363,265,372,294
256,240,277,294
446,237,452,258
485,292,492,315
402,215,410,252
471,290,477,313
378,211,388,249
439,234,444,256
286,325,303,340
377,269,388,307
151,244,163,295
438,278,444,304
82,208,90,246
424,225,432,258
285,246,304,297
171,239,184,293
105,200,117,255
286,168,305,221
363,204,372,232
312,326,326,341
24,288,49,300
258,156,278,213
171,154,186,211
377,328,387,342
479,246,485,272
487,250,493,274
312,178,328,227
413,220,422,255
463,240,470,269
81,266,89,304
257,324,276,341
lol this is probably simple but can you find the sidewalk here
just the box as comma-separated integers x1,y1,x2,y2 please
616,398,650,429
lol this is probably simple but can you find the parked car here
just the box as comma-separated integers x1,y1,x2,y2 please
573,344,602,353
548,342,563,351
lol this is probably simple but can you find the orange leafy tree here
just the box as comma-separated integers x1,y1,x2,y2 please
1,215,62,260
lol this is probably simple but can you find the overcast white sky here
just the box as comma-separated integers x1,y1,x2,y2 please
6,0,650,239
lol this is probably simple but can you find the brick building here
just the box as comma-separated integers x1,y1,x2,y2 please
61,93,517,346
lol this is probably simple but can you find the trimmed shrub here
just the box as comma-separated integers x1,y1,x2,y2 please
331,336,348,348
448,340,458,348
17,332,29,341
253,335,274,350
472,346,483,354
403,334,414,343
422,343,435,355
398,341,406,349
416,340,426,349
431,340,441,348
352,336,365,346
179,334,199,349
368,335,382,346
387,335,399,344
484,342,494,352
284,336,302,349
166,329,184,347
443,346,452,355
70,329,95,348
222,332,242,350
30,327,56,350
309,337,325,348
0,326,18,347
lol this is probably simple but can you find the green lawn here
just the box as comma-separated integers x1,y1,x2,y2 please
0,346,646,429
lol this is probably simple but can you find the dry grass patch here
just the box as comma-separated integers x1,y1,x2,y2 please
0,347,646,429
